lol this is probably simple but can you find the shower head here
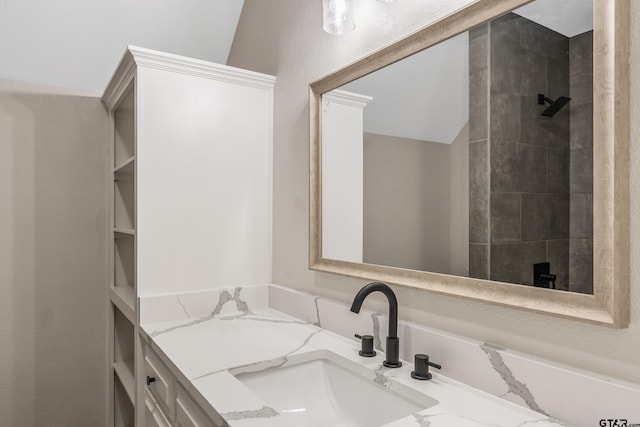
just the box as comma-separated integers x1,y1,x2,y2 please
538,93,571,117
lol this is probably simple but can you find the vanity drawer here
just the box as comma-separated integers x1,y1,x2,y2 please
144,346,176,419
176,387,219,427
145,389,173,427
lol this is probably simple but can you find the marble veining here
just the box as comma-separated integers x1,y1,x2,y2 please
176,294,191,318
140,284,270,325
481,343,549,416
212,288,252,316
413,413,431,427
149,287,293,338
371,312,384,351
220,406,279,421
192,327,325,383
412,412,502,427
411,412,569,427
374,364,392,388
149,287,252,337
227,329,325,378
149,314,211,338
312,296,321,327
218,312,307,325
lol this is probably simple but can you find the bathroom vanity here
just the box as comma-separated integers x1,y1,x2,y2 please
137,285,639,426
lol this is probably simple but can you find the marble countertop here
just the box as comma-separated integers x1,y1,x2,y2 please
140,302,568,426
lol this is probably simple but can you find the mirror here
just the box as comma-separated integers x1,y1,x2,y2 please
322,0,594,293
310,0,629,327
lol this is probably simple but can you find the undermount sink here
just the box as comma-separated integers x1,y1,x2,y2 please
234,351,438,426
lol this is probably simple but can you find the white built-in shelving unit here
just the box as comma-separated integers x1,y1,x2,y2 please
103,46,275,426
108,78,136,427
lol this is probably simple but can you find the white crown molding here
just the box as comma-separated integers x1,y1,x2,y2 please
128,45,275,89
102,49,136,110
102,46,276,108
323,89,373,109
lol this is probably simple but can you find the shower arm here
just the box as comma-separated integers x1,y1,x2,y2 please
538,94,554,105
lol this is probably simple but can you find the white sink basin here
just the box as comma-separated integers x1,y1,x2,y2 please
234,351,438,426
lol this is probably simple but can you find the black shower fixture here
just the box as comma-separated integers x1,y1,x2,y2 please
538,93,571,117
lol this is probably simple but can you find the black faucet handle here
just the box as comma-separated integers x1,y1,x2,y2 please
354,334,376,357
411,354,441,380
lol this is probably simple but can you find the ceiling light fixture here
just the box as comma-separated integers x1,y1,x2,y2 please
323,0,356,35
323,0,398,35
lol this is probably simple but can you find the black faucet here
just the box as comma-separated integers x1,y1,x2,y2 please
350,282,402,368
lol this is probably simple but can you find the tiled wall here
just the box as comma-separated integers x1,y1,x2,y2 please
568,31,594,294
468,23,490,280
469,14,593,289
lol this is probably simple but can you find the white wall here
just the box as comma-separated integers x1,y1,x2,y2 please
0,80,108,426
0,0,244,93
228,0,640,383
321,90,369,263
342,32,469,144
362,132,451,273
449,123,470,277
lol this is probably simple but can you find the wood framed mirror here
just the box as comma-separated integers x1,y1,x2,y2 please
309,0,629,327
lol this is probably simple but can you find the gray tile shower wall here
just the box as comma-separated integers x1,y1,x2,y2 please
468,14,593,289
468,23,490,278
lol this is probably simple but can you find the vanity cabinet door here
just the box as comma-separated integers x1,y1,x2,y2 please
144,347,176,420
176,388,220,427
145,390,172,427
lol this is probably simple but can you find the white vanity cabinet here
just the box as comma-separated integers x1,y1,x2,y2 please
175,387,221,427
103,46,275,426
144,349,176,420
143,343,221,427
144,390,172,427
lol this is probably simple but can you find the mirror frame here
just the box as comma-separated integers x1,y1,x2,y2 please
309,0,629,327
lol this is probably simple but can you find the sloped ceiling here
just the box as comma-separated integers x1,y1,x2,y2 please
341,32,469,145
0,0,244,93
514,0,593,38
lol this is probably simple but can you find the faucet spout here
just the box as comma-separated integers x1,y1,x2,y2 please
350,282,401,367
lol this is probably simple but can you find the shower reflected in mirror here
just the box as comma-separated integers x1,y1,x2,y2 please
320,0,594,294
538,93,572,117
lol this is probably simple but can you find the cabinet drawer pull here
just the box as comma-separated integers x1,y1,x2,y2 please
147,376,156,386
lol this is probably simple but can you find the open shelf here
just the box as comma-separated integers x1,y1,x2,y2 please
110,287,136,323
114,232,134,287
114,172,134,231
114,155,135,173
114,304,134,365
114,87,135,168
114,373,135,427
114,359,135,404
113,304,135,426
114,228,135,236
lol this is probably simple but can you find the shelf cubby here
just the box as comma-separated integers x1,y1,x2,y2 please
114,170,134,231
114,358,135,404
114,374,135,427
110,287,136,323
114,155,135,174
113,304,135,401
114,87,134,168
114,305,134,361
114,233,135,308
